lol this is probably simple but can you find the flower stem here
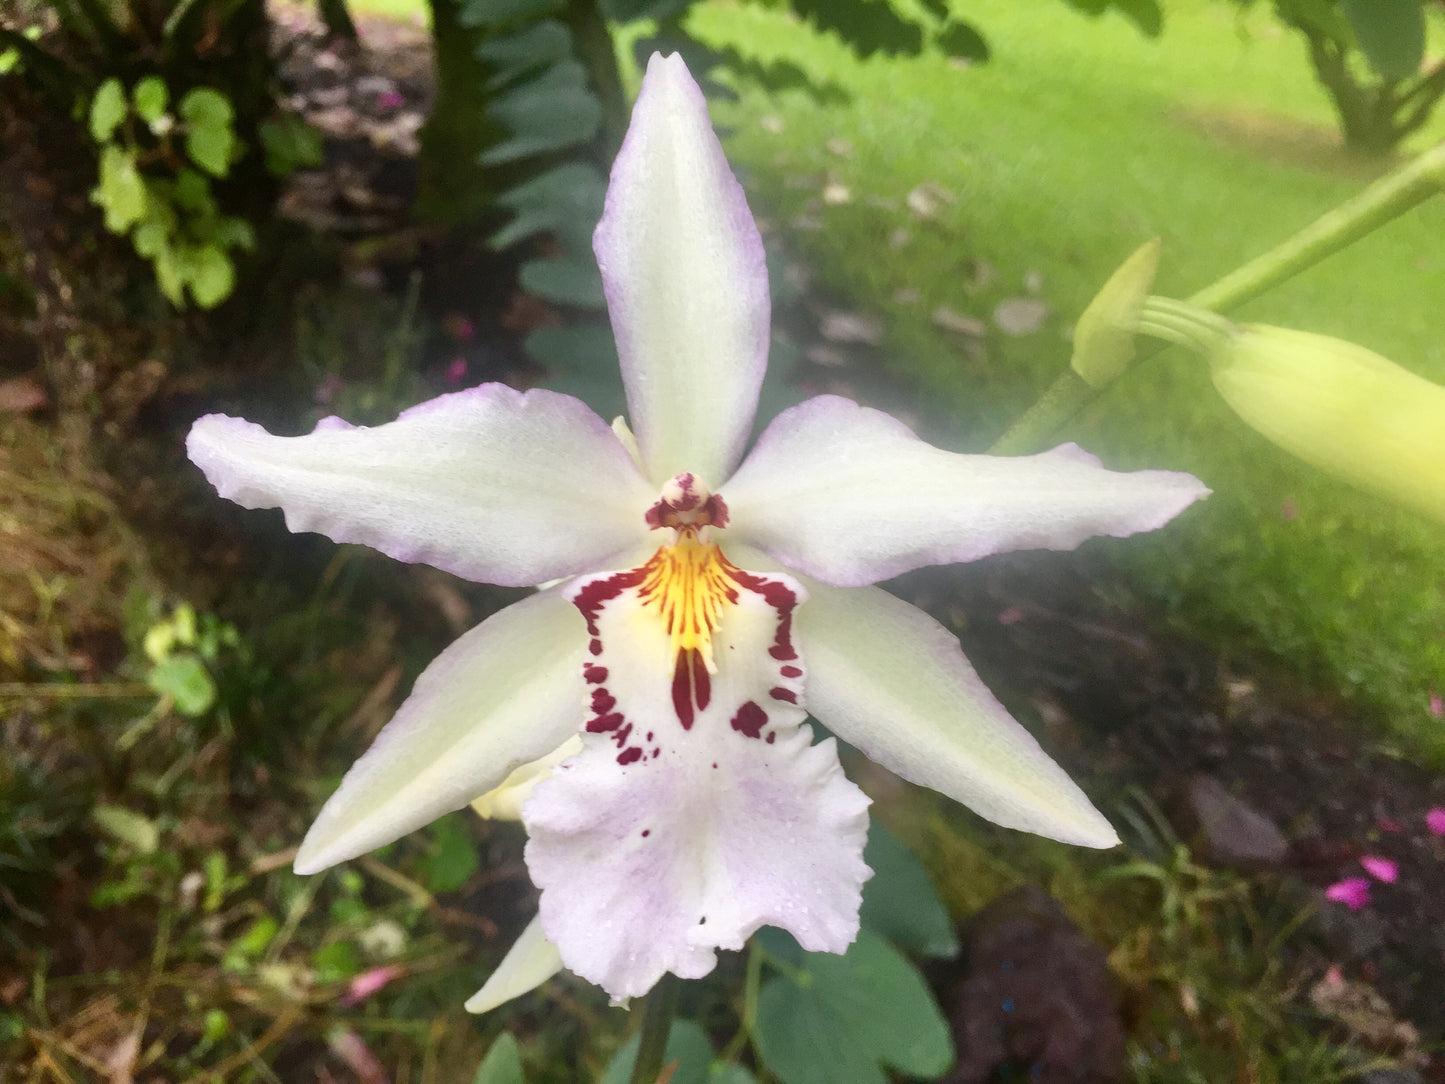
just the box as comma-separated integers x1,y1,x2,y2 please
629,974,681,1084
988,140,1445,455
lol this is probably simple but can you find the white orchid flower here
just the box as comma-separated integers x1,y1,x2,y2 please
187,54,1208,1008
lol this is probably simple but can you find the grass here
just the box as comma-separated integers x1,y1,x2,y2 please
687,0,1445,759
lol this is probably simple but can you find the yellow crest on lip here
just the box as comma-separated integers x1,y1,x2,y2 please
636,528,738,676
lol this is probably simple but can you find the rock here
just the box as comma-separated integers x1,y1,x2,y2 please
941,886,1125,1084
1184,774,1288,869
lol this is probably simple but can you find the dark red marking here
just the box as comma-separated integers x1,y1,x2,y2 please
770,687,798,704
591,688,617,714
780,665,802,679
727,566,798,661
613,723,633,748
766,732,776,744
617,747,643,765
730,701,768,739
587,712,625,734
641,829,651,837
646,731,654,742
691,650,711,711
584,664,608,684
588,639,603,657
572,566,649,628
671,660,696,730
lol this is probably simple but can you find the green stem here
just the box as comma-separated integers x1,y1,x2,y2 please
629,975,680,1084
987,140,1445,455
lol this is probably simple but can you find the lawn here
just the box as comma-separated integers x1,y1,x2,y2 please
686,0,1445,758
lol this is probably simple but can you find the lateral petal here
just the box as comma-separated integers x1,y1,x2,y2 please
724,395,1209,587
295,590,587,873
464,914,564,1014
524,553,870,1001
593,53,770,486
795,579,1118,849
188,385,653,587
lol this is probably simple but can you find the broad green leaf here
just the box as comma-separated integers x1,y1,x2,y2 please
148,652,217,714
92,804,160,855
458,0,562,29
519,256,604,307
1342,0,1424,81
89,78,127,142
133,221,169,259
527,323,625,419
418,812,480,893
180,88,236,176
185,244,235,309
94,145,146,233
173,168,215,213
753,930,954,1084
491,162,606,251
210,217,257,251
859,822,960,959
472,1033,525,1084
600,0,693,21
152,245,185,306
477,20,573,79
132,76,169,124
600,1019,715,1084
482,63,601,164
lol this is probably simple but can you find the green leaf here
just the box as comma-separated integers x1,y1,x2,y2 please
132,76,169,124
210,217,257,251
491,162,606,251
89,78,127,142
94,145,146,233
458,0,562,29
600,1019,716,1084
92,804,160,855
482,62,601,165
600,0,694,21
752,930,954,1084
1342,0,1424,81
527,323,625,419
519,256,604,307
148,653,218,714
418,813,480,893
313,940,363,983
172,168,215,213
133,221,169,259
859,822,960,959
258,113,324,176
472,1033,525,1084
180,87,236,176
477,20,573,79
185,244,236,309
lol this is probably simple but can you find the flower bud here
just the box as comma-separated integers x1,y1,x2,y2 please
1210,325,1445,524
1071,238,1162,389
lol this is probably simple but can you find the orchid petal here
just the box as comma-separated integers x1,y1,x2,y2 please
470,737,583,822
188,386,653,587
295,589,586,873
523,554,870,1000
464,915,564,1014
793,576,1118,848
594,53,769,486
725,396,1209,587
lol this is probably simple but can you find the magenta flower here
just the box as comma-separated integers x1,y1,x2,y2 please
1358,855,1398,883
1426,807,1445,836
1324,876,1372,910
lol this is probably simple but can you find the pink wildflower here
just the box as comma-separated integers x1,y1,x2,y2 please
1324,876,1371,911
1426,807,1445,835
1359,855,1398,883
377,89,405,112
341,963,406,1007
1376,815,1402,833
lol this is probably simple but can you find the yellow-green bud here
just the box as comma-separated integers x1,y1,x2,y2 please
1211,325,1445,524
1071,238,1162,389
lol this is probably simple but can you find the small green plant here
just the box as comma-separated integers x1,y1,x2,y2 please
141,600,241,717
88,76,256,308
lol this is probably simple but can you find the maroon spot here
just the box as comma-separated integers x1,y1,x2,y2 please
766,732,776,744
671,658,696,730
587,712,624,734
617,747,643,765
653,749,661,758
584,664,609,684
728,567,798,661
588,639,603,657
573,566,650,631
591,688,617,714
691,649,711,711
770,687,798,704
700,492,729,527
641,829,651,838
780,665,803,679
613,723,633,749
646,731,654,742
730,701,767,739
